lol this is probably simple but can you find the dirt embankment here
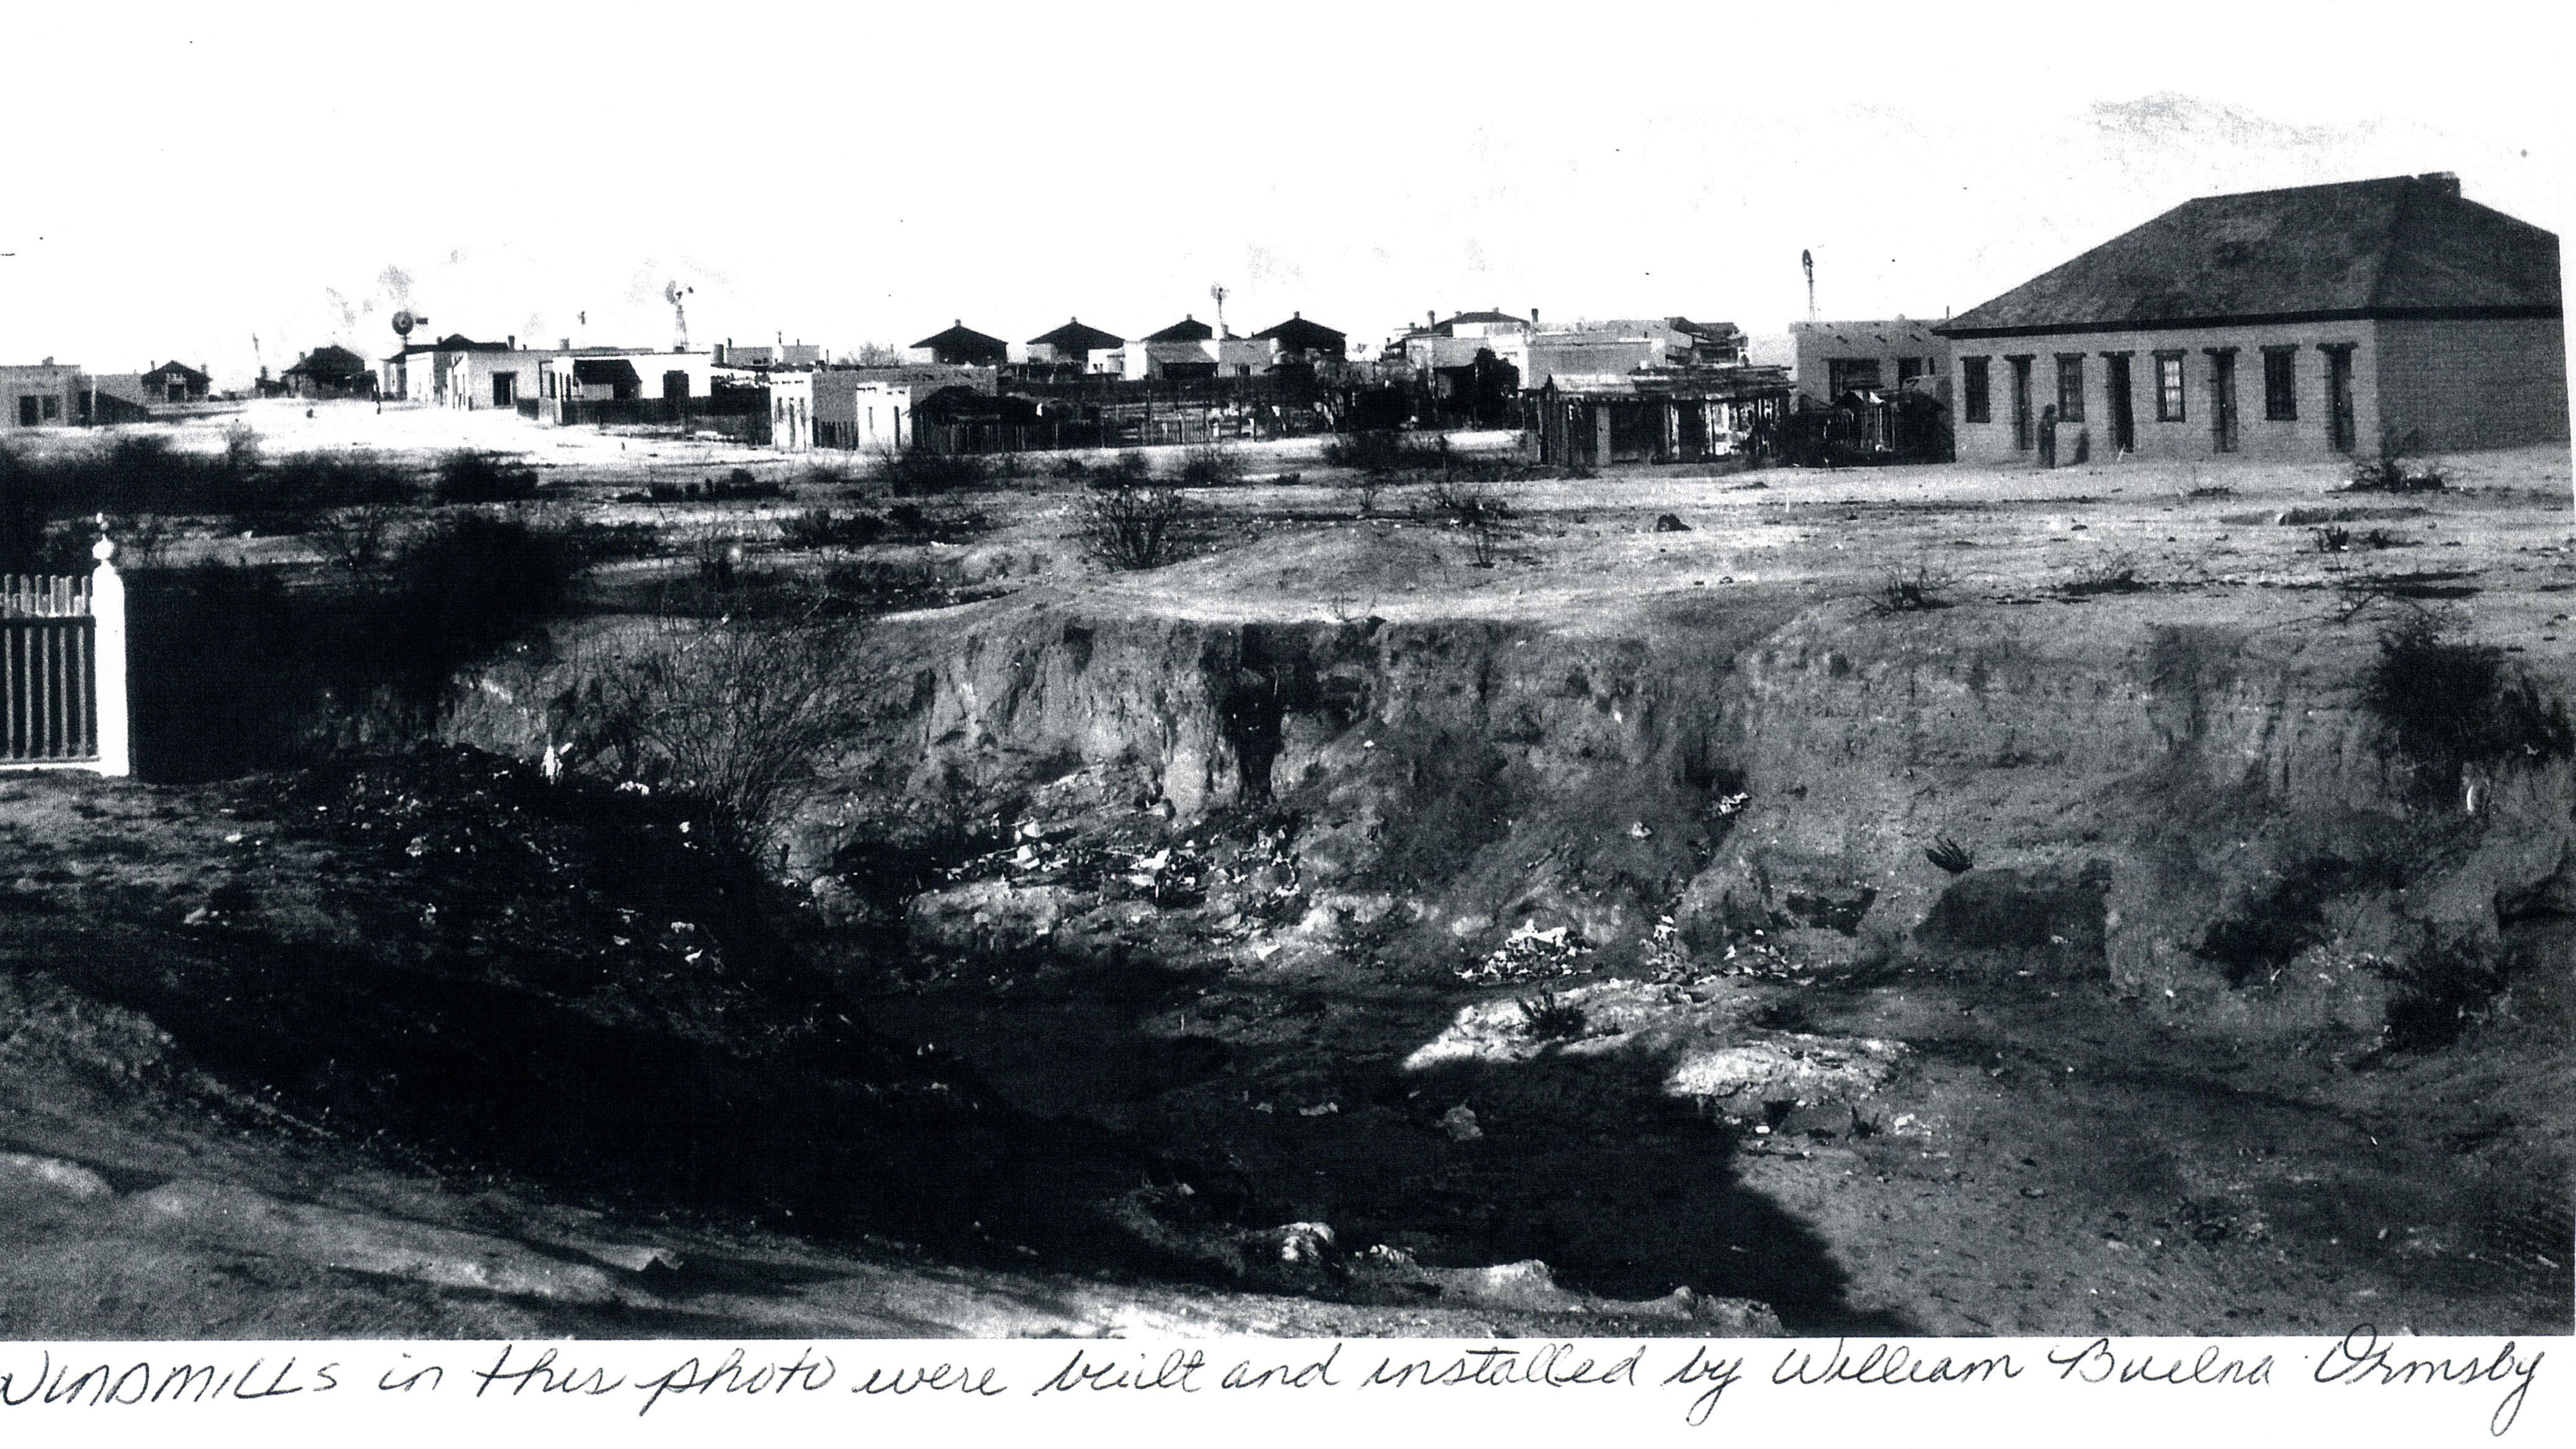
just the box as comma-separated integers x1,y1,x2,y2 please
740,586,2570,1025
524,578,2567,1335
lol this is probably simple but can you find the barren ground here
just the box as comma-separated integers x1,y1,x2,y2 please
3,399,2569,1338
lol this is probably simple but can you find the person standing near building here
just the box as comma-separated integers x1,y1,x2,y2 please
2037,403,2059,468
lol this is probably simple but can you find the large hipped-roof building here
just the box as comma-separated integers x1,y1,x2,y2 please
1934,172,2565,465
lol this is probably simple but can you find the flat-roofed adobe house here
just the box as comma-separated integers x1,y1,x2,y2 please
1936,172,2566,465
1790,319,1948,406
905,321,1009,368
1,362,82,429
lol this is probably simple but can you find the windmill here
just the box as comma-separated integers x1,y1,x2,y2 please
1801,250,1816,324
664,280,694,352
1208,282,1230,337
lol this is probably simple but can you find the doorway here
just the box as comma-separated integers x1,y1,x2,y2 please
2008,357,2034,450
2209,349,2239,452
491,372,517,407
2104,353,2135,453
2325,346,2356,453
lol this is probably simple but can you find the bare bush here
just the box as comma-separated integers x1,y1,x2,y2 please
1171,442,1245,488
2347,427,2446,493
1080,481,1198,571
1872,562,1956,613
1336,470,1385,518
310,500,404,571
875,448,985,496
433,449,541,504
569,613,869,855
1515,988,1588,1041
2062,550,2144,595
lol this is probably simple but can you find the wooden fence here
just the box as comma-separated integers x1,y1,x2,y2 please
1,543,129,776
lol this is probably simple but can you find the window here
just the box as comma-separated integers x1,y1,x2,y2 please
1961,357,1991,423
1897,357,1925,388
1827,357,1883,396
39,395,60,421
2262,347,2296,421
2055,354,2085,422
2155,352,2186,422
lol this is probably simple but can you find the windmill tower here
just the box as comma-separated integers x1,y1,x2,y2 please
1208,282,1231,338
664,280,694,352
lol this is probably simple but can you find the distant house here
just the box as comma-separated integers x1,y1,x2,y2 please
531,348,720,419
1386,308,1551,378
280,345,378,400
1123,315,1269,379
905,321,1009,368
139,360,212,403
1523,318,1751,390
1935,172,2566,463
1021,318,1125,368
809,372,917,453
1789,319,1948,407
715,341,824,368
1,362,81,429
1251,313,1347,367
1528,370,1794,467
387,334,539,409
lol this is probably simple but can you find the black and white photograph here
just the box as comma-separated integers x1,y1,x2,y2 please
0,3,2568,1442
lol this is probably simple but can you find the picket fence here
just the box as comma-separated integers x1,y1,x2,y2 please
0,540,130,776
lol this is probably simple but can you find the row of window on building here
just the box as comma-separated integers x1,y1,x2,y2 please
1954,344,2360,452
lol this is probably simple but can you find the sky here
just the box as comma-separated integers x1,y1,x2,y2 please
3,2,2568,390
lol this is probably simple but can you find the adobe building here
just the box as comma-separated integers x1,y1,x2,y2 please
1,362,82,429
1936,173,2566,465
1790,319,1948,406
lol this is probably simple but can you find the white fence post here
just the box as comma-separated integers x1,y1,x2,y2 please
89,538,130,778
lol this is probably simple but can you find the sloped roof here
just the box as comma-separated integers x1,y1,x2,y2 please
910,321,1007,354
1028,318,1125,351
1939,173,2562,339
427,332,514,352
284,344,370,378
1251,313,1346,349
1144,316,1214,342
1437,310,1532,333
141,360,210,382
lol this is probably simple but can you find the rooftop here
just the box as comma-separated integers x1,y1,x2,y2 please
1939,173,2562,338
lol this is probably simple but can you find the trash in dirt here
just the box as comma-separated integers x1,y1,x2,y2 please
1653,513,1691,532
1440,1105,1483,1141
1252,1101,1274,1113
1456,919,1594,984
1628,821,1654,839
2021,1187,2047,1198
1295,1102,1339,1118
1275,1221,1336,1265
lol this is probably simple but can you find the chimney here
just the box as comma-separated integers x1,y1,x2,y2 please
1427,310,1436,329
2417,171,2461,197
508,334,516,349
1531,308,1540,326
560,338,571,351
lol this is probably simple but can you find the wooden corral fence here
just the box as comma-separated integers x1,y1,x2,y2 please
1,540,129,776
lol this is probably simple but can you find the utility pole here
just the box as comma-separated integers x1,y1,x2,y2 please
1802,251,1816,324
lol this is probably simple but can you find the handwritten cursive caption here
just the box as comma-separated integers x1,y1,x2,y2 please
0,1327,2542,1437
